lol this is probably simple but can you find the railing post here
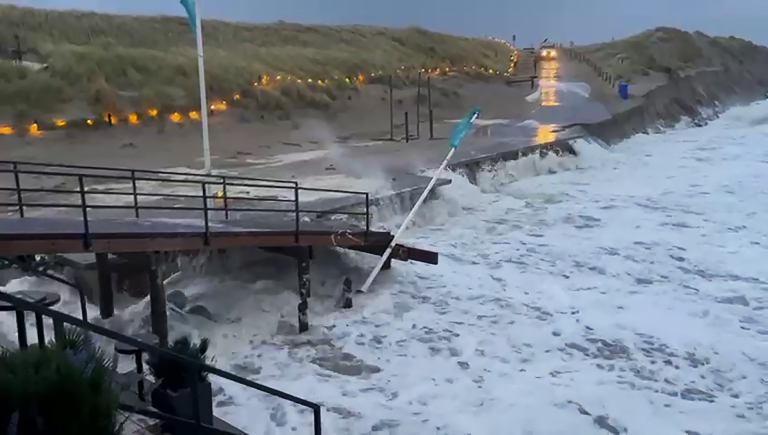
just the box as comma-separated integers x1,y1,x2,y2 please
188,367,202,426
131,170,140,218
78,175,91,250
313,406,322,435
201,183,210,246
221,176,229,220
134,351,146,402
293,185,300,244
12,162,24,218
52,318,65,343
15,309,28,349
34,312,46,348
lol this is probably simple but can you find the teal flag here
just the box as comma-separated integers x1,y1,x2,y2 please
179,0,197,35
449,107,481,149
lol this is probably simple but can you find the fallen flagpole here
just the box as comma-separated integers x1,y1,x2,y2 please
358,107,481,294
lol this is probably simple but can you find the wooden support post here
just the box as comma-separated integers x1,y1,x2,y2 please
147,256,168,347
296,247,310,333
96,253,114,319
341,277,353,309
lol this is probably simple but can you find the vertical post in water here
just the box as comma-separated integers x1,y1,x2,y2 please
297,247,311,333
147,256,168,347
416,71,422,138
341,277,353,309
427,75,434,140
389,74,394,141
404,111,409,143
96,253,114,319
429,110,434,140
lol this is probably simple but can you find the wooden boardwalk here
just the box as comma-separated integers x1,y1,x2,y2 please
0,160,442,263
0,159,445,344
0,216,393,255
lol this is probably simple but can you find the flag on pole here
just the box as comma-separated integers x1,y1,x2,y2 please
449,106,481,149
178,0,212,172
179,0,197,34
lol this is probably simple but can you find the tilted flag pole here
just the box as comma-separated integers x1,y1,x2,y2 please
357,107,481,294
180,0,212,173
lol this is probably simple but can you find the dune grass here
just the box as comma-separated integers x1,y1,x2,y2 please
0,5,510,122
579,27,768,82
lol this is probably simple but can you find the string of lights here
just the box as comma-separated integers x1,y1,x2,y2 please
1,39,519,138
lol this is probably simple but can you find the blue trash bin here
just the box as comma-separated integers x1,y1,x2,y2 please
618,82,629,100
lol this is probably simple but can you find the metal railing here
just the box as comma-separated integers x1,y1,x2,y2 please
0,161,372,248
0,160,298,187
0,290,323,435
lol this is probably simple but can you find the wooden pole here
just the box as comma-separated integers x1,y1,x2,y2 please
147,256,168,347
96,253,114,319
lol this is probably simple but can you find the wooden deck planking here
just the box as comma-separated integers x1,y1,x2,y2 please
0,216,393,255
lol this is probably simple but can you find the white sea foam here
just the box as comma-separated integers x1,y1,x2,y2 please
3,101,768,434
527,81,592,103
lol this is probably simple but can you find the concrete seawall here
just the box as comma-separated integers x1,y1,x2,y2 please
579,66,768,145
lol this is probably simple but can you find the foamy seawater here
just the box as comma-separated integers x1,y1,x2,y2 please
3,101,768,434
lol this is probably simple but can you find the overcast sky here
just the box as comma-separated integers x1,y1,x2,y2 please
3,0,767,46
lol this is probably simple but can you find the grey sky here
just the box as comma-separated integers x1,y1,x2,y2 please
3,0,767,46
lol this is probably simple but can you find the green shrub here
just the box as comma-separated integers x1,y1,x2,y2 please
0,328,120,435
146,336,212,392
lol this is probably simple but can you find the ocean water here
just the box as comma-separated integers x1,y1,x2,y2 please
3,101,768,434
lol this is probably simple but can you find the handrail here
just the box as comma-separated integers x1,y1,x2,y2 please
0,290,323,434
0,255,89,321
0,160,298,186
0,162,372,245
1,168,295,190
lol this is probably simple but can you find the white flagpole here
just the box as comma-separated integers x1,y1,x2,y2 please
357,146,457,294
193,0,212,173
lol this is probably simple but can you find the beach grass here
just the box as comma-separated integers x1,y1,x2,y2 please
0,5,511,121
579,27,768,82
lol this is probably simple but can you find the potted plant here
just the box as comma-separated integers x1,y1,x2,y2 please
147,336,214,433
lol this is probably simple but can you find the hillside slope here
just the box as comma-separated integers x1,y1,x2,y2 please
0,5,510,122
579,27,768,83
570,28,768,144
